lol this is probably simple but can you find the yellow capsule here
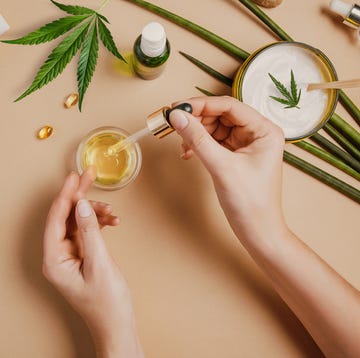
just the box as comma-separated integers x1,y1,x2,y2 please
37,125,54,140
64,93,79,108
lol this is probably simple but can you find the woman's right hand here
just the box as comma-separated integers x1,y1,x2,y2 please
169,96,286,241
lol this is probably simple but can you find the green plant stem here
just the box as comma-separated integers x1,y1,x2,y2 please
329,113,360,145
294,141,360,181
180,51,233,87
195,86,216,96
283,151,360,204
338,90,360,126
310,133,360,173
324,124,360,161
237,0,293,41
124,0,249,61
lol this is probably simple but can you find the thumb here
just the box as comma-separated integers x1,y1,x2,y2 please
76,199,107,261
169,109,222,169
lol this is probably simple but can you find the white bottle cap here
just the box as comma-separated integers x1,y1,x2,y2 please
140,22,166,57
329,0,353,18
0,14,10,36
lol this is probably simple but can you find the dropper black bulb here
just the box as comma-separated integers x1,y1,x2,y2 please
165,103,193,125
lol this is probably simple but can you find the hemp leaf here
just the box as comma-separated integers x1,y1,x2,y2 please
268,70,301,109
1,0,125,111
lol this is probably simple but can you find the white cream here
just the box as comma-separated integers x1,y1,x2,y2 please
242,44,331,140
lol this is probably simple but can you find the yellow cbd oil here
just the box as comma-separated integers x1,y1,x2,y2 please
77,127,142,190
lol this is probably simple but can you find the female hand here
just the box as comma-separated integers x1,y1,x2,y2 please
169,96,286,242
42,168,143,358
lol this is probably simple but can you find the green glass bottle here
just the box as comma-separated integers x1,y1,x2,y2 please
133,22,170,80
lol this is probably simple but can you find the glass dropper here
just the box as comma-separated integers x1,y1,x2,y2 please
107,103,192,155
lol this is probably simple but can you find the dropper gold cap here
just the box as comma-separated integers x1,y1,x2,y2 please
146,103,193,139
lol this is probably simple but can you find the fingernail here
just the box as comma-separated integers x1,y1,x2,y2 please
169,110,189,131
77,199,93,218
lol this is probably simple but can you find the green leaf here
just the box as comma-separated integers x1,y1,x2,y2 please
268,73,292,101
96,13,110,24
97,18,125,62
15,19,92,102
77,21,99,111
51,0,110,23
268,70,301,109
269,96,292,105
1,15,90,45
51,0,94,16
290,69,297,100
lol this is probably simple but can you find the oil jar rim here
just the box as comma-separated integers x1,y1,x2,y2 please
76,126,142,191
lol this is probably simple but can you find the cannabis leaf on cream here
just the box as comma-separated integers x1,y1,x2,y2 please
268,70,301,109
1,0,125,111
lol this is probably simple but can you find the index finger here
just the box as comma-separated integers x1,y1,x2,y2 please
175,96,271,135
43,171,79,262
75,166,96,201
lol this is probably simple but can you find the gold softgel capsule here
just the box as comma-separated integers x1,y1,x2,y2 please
37,125,53,140
64,93,79,108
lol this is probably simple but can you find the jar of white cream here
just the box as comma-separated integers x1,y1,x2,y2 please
233,42,339,142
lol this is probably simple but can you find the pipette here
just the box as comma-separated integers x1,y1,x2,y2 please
107,103,192,155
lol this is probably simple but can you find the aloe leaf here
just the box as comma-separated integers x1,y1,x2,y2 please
1,15,90,45
15,19,92,102
77,21,99,111
98,18,125,62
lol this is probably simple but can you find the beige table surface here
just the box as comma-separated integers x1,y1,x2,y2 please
0,0,359,357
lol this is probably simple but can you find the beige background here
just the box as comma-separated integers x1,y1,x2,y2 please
0,0,359,357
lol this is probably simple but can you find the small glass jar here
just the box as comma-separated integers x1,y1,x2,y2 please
76,126,142,190
232,41,339,142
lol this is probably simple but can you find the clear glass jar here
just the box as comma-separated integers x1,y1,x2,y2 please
76,126,142,190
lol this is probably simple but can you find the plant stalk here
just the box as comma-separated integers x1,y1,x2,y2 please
310,133,360,173
323,124,360,161
294,141,360,181
237,0,293,41
124,0,249,61
180,51,233,87
284,151,360,204
329,113,360,145
338,90,360,126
